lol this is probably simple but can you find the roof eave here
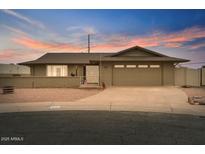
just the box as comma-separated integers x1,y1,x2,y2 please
18,61,35,65
18,62,91,65
90,59,190,62
109,45,167,57
174,59,190,63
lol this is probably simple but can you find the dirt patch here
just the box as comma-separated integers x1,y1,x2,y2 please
0,88,102,103
181,87,205,97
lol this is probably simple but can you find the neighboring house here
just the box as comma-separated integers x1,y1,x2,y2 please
19,46,189,86
0,64,30,77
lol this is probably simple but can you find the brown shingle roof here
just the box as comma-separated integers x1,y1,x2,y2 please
110,45,167,57
19,53,113,65
19,46,190,65
91,56,189,62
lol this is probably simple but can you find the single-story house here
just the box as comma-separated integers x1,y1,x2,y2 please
19,46,189,86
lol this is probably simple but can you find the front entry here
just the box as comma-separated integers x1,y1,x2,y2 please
86,65,99,84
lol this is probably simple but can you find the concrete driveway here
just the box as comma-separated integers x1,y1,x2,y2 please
78,86,187,106
0,86,205,116
76,86,192,113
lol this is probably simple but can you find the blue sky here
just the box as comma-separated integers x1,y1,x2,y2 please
0,9,205,67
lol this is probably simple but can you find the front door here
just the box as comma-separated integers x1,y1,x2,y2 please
86,65,99,84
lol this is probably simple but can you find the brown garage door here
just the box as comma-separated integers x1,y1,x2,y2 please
113,65,162,86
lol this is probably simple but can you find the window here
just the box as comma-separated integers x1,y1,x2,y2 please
114,65,124,68
138,65,148,68
47,65,68,77
126,65,136,68
150,65,160,68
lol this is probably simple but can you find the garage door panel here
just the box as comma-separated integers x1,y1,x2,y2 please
113,68,161,86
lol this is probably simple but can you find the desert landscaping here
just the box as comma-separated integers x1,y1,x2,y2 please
1,87,205,104
0,88,102,104
181,87,205,97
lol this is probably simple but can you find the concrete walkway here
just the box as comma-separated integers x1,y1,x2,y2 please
0,87,205,116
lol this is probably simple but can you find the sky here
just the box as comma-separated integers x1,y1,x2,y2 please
0,9,205,68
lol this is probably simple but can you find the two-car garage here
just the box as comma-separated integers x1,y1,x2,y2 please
112,63,162,86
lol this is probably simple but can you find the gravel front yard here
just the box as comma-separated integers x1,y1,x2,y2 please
0,88,102,104
181,87,205,97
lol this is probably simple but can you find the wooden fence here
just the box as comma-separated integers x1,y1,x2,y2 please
202,67,205,86
175,67,201,87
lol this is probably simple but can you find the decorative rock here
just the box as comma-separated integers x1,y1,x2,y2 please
188,96,205,105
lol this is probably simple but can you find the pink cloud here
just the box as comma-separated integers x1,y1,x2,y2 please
137,27,205,47
189,42,205,49
0,49,26,62
11,26,205,53
162,27,205,43
96,26,205,50
2,26,205,63
163,43,182,48
0,49,46,63
0,49,21,59
1,10,45,29
92,43,128,52
12,36,84,51
1,24,29,36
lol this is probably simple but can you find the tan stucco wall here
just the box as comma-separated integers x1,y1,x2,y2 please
100,62,113,86
162,62,175,85
0,77,80,88
0,77,34,88
0,74,31,77
31,65,46,76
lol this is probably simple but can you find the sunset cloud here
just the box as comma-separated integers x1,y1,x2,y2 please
132,27,205,48
4,25,204,64
189,42,205,49
0,24,29,36
94,26,205,50
162,27,205,43
11,26,205,54
12,36,84,51
163,43,182,48
66,26,96,35
0,49,19,59
0,49,44,63
1,10,45,29
0,49,26,61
